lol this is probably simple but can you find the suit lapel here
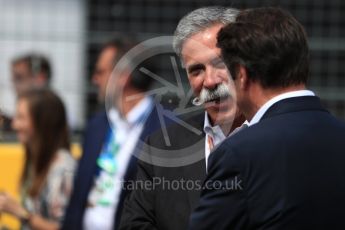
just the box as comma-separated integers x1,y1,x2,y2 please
181,113,207,210
184,157,206,211
92,113,111,176
85,112,110,181
79,112,110,217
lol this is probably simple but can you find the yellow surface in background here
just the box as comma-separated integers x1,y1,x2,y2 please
0,143,81,229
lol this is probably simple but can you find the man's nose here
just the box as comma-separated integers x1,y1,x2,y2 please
203,68,222,90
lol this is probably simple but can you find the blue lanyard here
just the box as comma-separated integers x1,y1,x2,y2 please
97,102,154,175
97,128,119,174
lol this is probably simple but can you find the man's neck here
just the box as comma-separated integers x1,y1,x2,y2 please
246,84,306,121
118,88,145,117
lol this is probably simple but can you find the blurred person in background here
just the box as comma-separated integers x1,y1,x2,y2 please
0,88,76,230
12,54,52,96
91,39,117,105
1,54,52,133
62,35,161,230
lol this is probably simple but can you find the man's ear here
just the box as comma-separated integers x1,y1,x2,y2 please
237,65,250,90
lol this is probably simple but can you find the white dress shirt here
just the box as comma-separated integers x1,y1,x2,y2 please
248,90,315,126
203,113,227,169
83,96,153,230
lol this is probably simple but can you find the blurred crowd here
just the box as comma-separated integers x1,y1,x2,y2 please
0,31,159,229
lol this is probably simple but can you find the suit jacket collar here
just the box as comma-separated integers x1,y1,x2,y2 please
188,111,206,131
261,96,328,121
184,159,206,211
89,111,111,177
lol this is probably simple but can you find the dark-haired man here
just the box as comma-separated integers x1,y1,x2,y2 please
189,7,345,230
62,36,161,230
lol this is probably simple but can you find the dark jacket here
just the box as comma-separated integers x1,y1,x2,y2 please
119,113,207,230
189,96,345,230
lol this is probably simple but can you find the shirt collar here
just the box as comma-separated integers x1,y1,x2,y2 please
109,96,153,127
249,90,315,126
127,96,153,124
203,112,226,141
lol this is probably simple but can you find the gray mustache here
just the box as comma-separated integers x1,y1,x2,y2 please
192,84,231,106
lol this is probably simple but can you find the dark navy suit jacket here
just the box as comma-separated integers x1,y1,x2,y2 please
62,107,161,230
189,96,345,230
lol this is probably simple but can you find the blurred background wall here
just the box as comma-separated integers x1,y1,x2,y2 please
86,0,345,121
0,0,344,134
0,0,86,131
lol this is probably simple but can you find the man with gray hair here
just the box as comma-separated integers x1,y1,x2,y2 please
119,6,245,230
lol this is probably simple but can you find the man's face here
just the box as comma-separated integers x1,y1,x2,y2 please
92,46,117,103
12,61,49,96
12,61,34,95
181,24,237,126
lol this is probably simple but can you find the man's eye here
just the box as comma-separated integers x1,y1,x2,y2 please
190,69,202,76
214,61,226,69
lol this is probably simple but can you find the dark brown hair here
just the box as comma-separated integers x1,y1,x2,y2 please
18,88,70,197
101,35,155,91
217,7,309,88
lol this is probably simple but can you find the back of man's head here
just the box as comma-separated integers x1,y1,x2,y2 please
217,7,309,89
